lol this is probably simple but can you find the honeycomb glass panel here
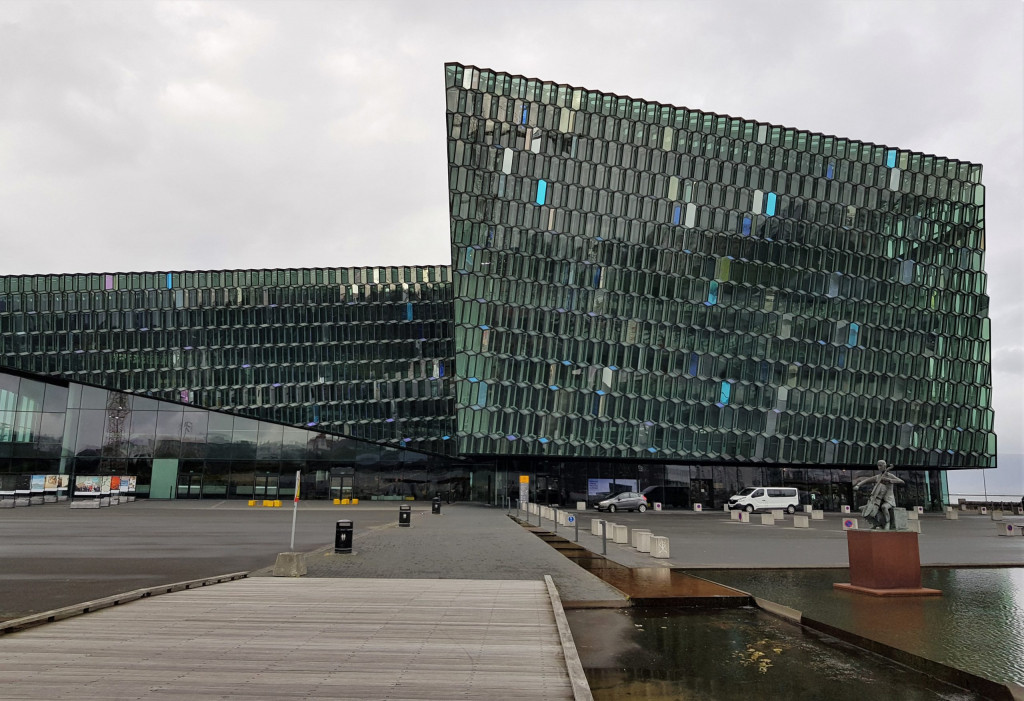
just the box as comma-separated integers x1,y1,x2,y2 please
446,62,994,468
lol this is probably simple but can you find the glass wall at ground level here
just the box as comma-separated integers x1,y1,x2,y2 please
483,458,950,512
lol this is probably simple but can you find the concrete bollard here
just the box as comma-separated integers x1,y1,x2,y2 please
273,552,307,577
730,510,740,521
760,514,775,526
723,504,730,512
980,507,988,515
576,501,587,511
737,511,750,523
842,517,858,530
803,505,813,513
771,509,784,519
998,523,1017,536
631,529,652,548
908,510,919,520
991,510,1004,521
693,503,703,512
793,515,810,528
650,536,670,559
637,531,652,553
590,519,604,536
654,502,662,511
907,520,922,533
916,506,924,514
811,510,824,520
945,510,959,520
842,505,851,514
612,524,629,544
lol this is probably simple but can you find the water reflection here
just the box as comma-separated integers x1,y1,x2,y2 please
691,568,1024,686
568,607,981,700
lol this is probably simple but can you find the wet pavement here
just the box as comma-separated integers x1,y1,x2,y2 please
533,531,751,607
693,567,1024,689
568,606,982,700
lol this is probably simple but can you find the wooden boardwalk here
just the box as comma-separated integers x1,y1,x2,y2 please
1,577,582,700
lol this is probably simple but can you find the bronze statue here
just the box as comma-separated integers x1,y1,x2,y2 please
854,460,904,530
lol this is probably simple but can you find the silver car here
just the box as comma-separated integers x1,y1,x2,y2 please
596,491,648,513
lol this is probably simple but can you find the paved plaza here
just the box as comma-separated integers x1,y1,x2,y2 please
2,500,1023,698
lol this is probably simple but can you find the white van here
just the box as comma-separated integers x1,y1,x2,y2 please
727,487,799,514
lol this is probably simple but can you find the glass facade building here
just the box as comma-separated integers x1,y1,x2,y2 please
0,266,455,456
0,63,997,509
0,367,472,502
446,63,994,475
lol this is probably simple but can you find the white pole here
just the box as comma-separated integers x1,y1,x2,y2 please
290,470,300,550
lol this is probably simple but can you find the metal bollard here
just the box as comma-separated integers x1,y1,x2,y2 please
399,504,411,527
553,507,558,533
432,496,442,515
574,517,579,543
601,520,607,555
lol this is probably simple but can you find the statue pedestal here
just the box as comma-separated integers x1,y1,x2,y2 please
833,530,941,597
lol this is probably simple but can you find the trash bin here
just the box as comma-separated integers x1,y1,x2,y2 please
334,519,353,554
432,496,441,515
399,504,411,527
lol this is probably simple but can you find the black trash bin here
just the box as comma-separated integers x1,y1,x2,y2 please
432,496,441,515
399,504,411,527
334,519,353,554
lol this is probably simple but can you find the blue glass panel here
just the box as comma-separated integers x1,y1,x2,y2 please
719,381,731,405
847,322,860,347
826,163,834,179
536,179,547,205
689,352,699,376
765,192,777,217
406,303,413,320
886,149,897,168
672,204,681,225
742,217,751,236
521,105,529,123
707,280,719,304
438,362,445,377
166,273,172,289
593,267,601,287
478,383,487,406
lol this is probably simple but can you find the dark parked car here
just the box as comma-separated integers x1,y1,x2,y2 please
596,491,648,513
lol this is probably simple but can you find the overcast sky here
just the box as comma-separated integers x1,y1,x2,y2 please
0,0,1020,496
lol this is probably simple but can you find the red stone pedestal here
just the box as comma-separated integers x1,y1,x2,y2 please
833,530,941,597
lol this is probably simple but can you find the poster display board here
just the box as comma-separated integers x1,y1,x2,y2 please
100,476,112,506
0,474,15,506
14,475,31,505
74,476,102,496
122,475,137,501
42,475,59,503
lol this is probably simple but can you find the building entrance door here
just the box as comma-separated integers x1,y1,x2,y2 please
176,473,203,499
691,479,714,509
254,474,280,500
329,473,353,501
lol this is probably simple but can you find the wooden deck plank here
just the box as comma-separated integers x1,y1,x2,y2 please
1,578,576,700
